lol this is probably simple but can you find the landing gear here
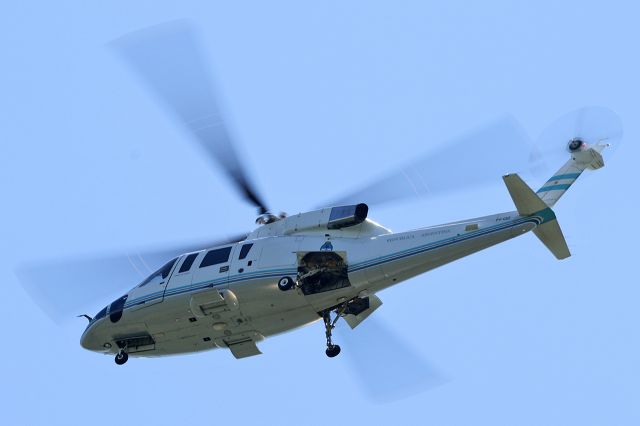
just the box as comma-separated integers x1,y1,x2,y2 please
322,304,347,358
277,276,295,291
114,350,128,365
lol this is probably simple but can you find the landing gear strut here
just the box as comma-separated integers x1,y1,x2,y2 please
322,304,347,358
114,349,128,365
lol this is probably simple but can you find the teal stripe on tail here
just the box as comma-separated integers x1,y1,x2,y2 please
536,145,606,208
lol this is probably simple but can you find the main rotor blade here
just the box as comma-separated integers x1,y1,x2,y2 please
337,318,447,403
326,115,532,208
15,234,246,323
112,21,268,214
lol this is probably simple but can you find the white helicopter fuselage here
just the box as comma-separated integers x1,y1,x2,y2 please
83,142,607,360
80,201,546,359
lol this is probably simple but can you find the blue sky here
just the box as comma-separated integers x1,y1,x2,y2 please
1,1,639,424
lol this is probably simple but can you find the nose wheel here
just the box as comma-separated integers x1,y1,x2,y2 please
325,344,341,358
114,350,128,365
322,304,346,358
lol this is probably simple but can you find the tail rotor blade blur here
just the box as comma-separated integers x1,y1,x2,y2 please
529,106,623,179
111,20,268,214
326,115,532,208
337,318,447,403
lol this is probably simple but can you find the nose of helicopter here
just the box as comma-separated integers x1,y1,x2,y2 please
80,319,111,353
80,322,99,351
80,305,114,352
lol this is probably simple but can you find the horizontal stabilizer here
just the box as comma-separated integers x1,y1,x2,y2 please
533,220,571,260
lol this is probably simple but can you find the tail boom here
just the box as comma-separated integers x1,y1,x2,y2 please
536,144,606,208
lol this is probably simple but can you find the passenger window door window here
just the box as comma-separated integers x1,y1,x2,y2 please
239,243,253,260
200,247,232,268
192,245,237,288
178,253,199,273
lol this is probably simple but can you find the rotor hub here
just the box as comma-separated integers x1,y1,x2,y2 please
567,138,585,152
255,212,287,225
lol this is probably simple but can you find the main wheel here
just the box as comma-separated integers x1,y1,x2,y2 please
277,276,294,291
325,345,341,358
115,352,129,365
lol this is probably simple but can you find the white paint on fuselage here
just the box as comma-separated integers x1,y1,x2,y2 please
80,210,536,358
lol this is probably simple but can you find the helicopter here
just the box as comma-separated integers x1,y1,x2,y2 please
18,21,623,366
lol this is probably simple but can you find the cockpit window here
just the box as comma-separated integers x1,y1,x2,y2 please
93,306,107,322
200,247,232,268
138,258,177,287
179,253,199,273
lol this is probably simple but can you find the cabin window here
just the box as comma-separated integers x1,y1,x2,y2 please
138,258,177,287
200,247,232,268
239,243,253,260
179,253,199,273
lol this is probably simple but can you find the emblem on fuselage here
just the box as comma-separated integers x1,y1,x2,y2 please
320,241,334,251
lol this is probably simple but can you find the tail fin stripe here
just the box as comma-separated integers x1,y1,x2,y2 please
537,183,572,193
549,173,581,180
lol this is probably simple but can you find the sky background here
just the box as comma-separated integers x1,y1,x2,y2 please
1,1,639,424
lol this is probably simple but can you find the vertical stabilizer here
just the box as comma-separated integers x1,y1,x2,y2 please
536,143,606,207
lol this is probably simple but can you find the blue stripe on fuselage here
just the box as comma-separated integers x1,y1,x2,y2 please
122,214,546,309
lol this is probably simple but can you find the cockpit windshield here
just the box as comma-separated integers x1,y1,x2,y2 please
138,258,178,287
